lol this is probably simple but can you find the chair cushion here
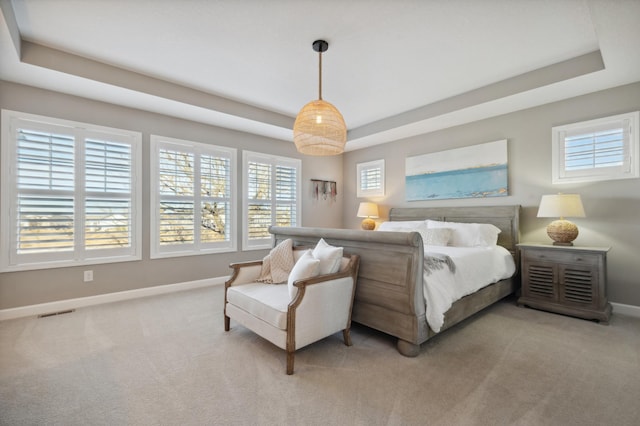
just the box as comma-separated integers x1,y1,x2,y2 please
226,283,290,330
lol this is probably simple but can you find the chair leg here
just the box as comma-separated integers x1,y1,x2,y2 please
286,351,295,375
224,315,230,331
343,328,352,346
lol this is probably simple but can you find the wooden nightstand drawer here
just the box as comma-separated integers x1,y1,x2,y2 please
523,248,599,266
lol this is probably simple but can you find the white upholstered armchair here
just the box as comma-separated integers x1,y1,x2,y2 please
224,248,360,375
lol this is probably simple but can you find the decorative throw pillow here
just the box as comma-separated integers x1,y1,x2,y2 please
422,228,452,246
287,250,321,300
257,238,295,284
312,238,343,275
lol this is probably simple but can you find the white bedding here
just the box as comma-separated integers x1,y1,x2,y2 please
423,245,515,332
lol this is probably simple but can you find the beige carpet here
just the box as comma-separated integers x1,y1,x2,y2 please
1,285,639,426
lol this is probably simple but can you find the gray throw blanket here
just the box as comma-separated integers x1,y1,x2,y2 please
424,252,456,276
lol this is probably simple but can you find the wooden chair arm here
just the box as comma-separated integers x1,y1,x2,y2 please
229,260,263,269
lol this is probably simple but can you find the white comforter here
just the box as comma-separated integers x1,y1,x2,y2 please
423,245,515,332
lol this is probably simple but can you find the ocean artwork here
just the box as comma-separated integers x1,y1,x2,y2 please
405,140,508,201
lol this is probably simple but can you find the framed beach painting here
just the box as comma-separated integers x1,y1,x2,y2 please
405,139,508,201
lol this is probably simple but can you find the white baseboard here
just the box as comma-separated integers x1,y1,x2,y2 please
0,276,228,321
611,302,640,318
3,281,638,322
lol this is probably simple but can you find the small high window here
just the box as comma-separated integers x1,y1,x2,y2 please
552,111,639,184
357,159,385,197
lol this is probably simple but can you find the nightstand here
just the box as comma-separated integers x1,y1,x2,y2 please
517,244,611,324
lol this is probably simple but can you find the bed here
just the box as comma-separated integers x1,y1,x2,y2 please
269,205,520,356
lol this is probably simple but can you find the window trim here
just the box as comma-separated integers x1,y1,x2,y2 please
149,135,237,259
552,111,639,184
242,151,301,251
1,109,142,272
357,159,385,197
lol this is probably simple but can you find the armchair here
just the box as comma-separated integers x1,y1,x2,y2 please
224,249,360,375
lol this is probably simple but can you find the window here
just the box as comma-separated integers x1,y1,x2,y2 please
243,151,301,250
552,111,639,184
150,136,236,258
1,110,142,271
357,159,385,197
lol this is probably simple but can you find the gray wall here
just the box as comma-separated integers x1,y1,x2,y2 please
343,81,640,307
0,81,343,309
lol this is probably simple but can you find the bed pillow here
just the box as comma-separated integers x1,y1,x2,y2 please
312,238,343,275
426,220,501,247
377,220,426,231
287,250,321,300
376,221,437,247
422,228,453,246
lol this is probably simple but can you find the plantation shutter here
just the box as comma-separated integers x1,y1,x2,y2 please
158,148,196,246
356,159,385,197
15,128,75,257
552,112,638,184
243,152,300,250
247,160,272,241
275,164,297,227
2,110,142,271
85,139,133,250
360,167,381,192
200,153,232,243
560,118,630,179
150,136,236,258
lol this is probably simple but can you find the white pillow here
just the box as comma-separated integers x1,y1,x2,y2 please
422,228,453,246
312,238,343,275
377,221,432,246
426,220,501,247
377,220,426,231
287,250,320,300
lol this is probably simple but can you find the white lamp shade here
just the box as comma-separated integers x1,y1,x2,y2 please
357,202,379,218
537,194,586,219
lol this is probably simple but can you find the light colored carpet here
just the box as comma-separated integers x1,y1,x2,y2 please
1,284,639,426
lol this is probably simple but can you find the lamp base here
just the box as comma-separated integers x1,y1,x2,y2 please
361,218,376,231
546,219,579,246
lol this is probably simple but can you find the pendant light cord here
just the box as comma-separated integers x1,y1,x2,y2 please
318,51,323,100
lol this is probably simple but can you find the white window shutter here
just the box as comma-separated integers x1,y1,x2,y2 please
1,110,142,272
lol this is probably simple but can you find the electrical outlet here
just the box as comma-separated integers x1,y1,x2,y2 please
83,270,93,282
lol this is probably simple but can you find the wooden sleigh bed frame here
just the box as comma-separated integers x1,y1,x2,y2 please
270,205,520,357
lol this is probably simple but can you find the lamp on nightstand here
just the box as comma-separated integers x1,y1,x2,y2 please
357,202,379,230
537,193,586,246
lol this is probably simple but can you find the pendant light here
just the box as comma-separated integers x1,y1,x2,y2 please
293,40,347,156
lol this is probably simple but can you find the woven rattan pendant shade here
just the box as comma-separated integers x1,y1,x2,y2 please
294,99,346,155
293,40,346,156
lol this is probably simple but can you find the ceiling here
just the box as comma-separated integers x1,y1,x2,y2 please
1,0,639,152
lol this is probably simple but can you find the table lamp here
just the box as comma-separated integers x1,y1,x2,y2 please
537,194,586,246
357,202,379,230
